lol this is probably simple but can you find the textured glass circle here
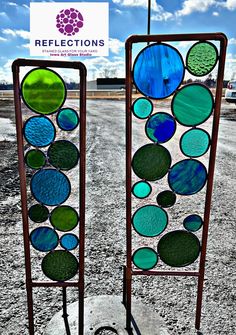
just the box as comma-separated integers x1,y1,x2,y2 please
48,140,79,170
31,169,71,206
30,227,59,252
21,68,66,115
168,159,207,195
180,128,210,158
132,247,158,270
158,230,200,267
25,149,46,169
57,108,79,131
28,204,49,223
50,206,79,231
145,113,176,143
172,84,214,126
132,205,168,237
133,43,185,99
42,250,78,281
132,144,171,181
60,233,79,250
132,98,153,119
183,214,203,232
23,116,56,147
156,190,176,208
186,41,218,76
132,181,152,199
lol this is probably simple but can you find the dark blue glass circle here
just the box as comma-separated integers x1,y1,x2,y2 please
23,116,56,147
57,108,79,131
60,233,79,250
133,43,185,99
30,226,58,252
145,112,176,143
31,169,71,206
183,214,203,232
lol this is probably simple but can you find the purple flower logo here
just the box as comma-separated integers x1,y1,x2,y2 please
56,8,84,36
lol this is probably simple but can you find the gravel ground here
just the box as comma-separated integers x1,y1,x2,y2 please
0,99,235,335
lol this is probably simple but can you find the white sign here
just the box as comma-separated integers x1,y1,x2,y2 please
30,2,109,57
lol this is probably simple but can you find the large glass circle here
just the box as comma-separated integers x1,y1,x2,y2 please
180,128,210,158
28,204,49,223
145,112,176,143
132,181,152,199
133,43,185,99
168,159,207,195
57,108,79,131
132,247,158,270
48,140,79,170
30,226,59,252
25,149,46,169
132,205,168,237
21,68,66,115
50,206,79,231
132,144,171,181
172,84,214,126
60,233,79,250
23,116,56,147
31,169,71,206
156,190,176,208
157,230,200,267
132,97,153,119
183,214,203,232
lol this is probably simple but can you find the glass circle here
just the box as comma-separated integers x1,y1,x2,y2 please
132,205,168,237
171,84,214,126
21,68,66,115
60,233,79,250
25,149,46,169
132,97,153,119
48,140,79,170
132,144,171,181
57,108,79,131
156,190,176,208
42,250,78,281
168,159,207,195
28,204,49,223
133,43,185,99
183,214,203,232
30,226,59,252
145,113,176,143
132,181,152,199
50,206,79,231
157,230,201,267
186,41,218,77
31,169,71,206
23,116,56,147
180,128,210,158
132,247,158,270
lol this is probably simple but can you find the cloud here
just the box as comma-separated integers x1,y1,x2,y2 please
229,38,236,44
151,11,173,21
113,0,159,11
83,56,125,80
0,12,8,18
109,38,124,54
222,0,236,10
0,36,7,42
7,2,17,6
176,0,217,17
17,43,30,49
22,4,30,10
212,11,219,15
2,29,30,39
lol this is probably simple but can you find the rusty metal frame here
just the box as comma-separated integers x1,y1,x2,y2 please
125,33,227,333
12,59,87,335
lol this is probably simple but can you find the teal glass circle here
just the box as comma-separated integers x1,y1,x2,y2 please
57,108,79,131
132,181,152,199
180,128,210,158
132,97,153,119
132,205,168,237
183,214,203,232
132,247,158,270
30,226,59,252
145,112,176,143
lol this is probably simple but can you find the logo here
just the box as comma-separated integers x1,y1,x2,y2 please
56,8,84,36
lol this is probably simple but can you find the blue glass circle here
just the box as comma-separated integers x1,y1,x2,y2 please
24,116,56,147
30,226,58,252
60,233,79,250
168,159,207,195
133,43,185,99
31,169,71,206
145,112,176,143
57,108,79,131
183,214,203,232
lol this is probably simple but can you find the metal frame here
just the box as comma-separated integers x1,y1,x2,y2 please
124,33,227,333
12,59,87,335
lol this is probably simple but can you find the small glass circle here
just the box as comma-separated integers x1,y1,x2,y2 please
132,181,152,199
30,226,59,252
28,204,49,223
145,112,176,143
25,149,46,169
48,140,79,170
57,108,79,131
180,128,210,158
132,247,158,270
183,214,203,232
132,97,153,119
50,206,79,231
60,233,79,250
156,190,176,208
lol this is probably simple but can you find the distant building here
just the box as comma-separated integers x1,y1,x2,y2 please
96,78,125,90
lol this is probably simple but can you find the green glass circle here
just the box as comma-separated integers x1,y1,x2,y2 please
25,149,46,169
42,250,78,281
186,41,218,76
132,205,168,237
132,144,171,181
132,181,152,199
132,97,153,119
132,247,158,270
21,68,66,115
180,128,210,158
172,84,214,126
28,204,49,223
157,230,200,267
183,214,203,232
48,140,79,170
156,190,176,208
50,206,79,232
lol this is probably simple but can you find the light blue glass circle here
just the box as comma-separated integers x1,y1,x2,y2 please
30,227,58,252
132,181,152,199
180,128,210,157
31,169,71,206
24,116,55,147
132,98,153,119
60,233,79,250
57,108,79,131
133,43,185,99
145,113,176,143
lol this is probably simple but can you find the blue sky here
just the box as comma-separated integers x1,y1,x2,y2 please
0,0,235,82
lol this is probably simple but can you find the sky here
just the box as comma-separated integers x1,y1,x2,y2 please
0,0,235,83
